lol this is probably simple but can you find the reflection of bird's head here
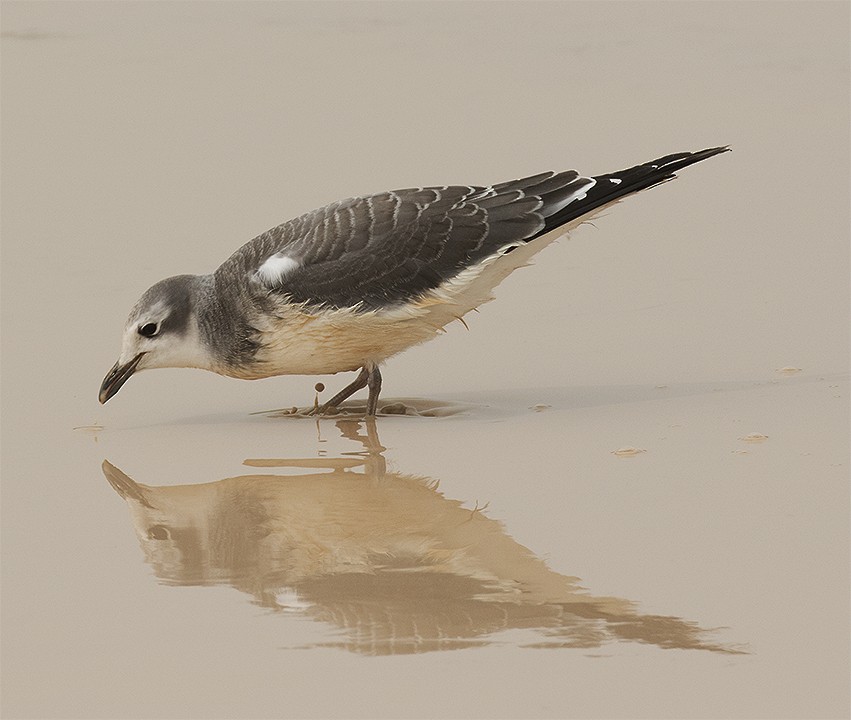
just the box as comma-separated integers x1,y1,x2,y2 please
103,460,234,584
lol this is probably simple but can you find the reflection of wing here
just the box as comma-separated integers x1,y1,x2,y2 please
103,447,741,655
214,148,729,311
297,569,732,656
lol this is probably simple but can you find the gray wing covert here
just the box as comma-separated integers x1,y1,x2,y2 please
240,183,552,310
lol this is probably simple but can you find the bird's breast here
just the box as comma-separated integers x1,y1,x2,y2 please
240,302,444,378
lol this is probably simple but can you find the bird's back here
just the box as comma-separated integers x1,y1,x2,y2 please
215,147,727,314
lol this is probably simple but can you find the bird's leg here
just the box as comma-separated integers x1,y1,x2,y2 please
318,366,369,414
366,366,382,417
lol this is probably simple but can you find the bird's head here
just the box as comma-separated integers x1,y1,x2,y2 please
99,274,211,403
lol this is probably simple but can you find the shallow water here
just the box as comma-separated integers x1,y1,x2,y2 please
2,2,849,718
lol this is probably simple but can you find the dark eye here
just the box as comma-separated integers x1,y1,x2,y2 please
138,322,159,338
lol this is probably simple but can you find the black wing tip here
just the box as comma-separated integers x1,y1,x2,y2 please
643,145,731,177
536,145,730,236
668,145,731,171
693,144,731,156
595,145,731,186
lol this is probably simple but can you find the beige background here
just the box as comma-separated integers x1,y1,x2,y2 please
2,2,849,718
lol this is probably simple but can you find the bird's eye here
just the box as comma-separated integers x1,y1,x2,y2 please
138,322,159,338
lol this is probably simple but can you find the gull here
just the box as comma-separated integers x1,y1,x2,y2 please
99,146,729,415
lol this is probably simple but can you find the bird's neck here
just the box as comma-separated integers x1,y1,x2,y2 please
194,273,262,373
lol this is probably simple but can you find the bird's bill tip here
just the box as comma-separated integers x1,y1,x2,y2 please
101,460,154,506
98,353,145,404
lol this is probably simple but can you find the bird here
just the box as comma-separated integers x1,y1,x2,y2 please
99,146,729,415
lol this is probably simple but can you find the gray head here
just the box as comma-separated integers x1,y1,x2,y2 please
99,275,211,403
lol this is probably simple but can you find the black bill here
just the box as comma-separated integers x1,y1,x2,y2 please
98,353,145,404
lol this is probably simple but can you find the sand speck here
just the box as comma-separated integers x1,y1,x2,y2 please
612,447,646,457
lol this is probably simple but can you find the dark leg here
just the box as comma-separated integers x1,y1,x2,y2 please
318,366,369,414
366,366,382,417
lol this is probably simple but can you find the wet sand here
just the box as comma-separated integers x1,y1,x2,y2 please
2,2,849,718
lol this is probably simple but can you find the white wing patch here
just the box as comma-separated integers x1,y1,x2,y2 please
609,178,622,184
545,177,597,215
256,253,300,286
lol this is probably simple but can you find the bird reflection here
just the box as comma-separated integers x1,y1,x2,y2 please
103,419,739,655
